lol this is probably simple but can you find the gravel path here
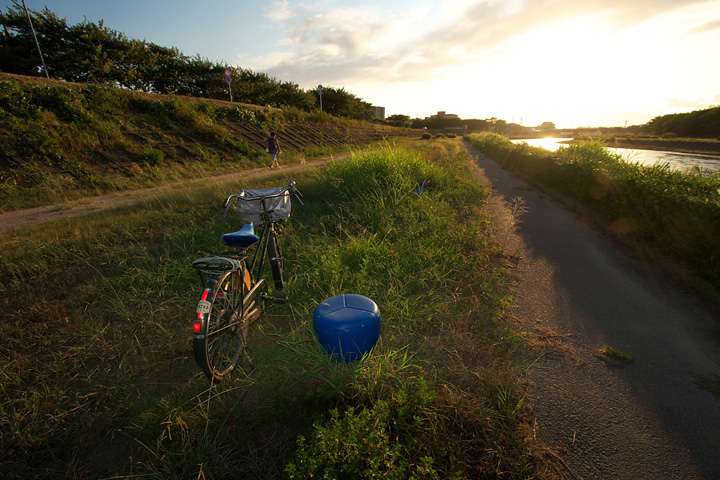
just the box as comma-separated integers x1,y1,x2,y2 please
466,142,720,479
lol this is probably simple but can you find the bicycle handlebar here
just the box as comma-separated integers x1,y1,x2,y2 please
222,180,303,217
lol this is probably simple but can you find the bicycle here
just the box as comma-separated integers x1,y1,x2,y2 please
191,181,303,381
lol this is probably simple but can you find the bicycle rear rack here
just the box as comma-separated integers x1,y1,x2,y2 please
192,254,249,285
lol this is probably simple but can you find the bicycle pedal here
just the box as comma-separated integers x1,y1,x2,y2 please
271,294,289,304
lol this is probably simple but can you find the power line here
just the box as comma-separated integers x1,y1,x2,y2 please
21,0,49,79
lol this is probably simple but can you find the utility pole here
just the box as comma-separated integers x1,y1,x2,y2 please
317,84,323,111
21,0,49,79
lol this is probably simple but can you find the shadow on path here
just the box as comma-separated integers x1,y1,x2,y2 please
465,140,720,480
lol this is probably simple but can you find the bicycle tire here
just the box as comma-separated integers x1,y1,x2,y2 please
194,266,255,381
268,230,284,290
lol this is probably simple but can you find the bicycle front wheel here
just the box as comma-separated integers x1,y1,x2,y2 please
194,267,253,381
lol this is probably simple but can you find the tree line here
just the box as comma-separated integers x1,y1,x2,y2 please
645,106,720,139
382,113,558,137
0,2,375,120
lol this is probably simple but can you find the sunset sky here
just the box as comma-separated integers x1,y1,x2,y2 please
15,0,720,127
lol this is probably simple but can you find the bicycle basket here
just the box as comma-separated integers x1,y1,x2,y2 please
233,187,291,224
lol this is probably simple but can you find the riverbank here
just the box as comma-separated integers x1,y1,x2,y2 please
469,133,720,295
511,135,720,157
604,138,720,156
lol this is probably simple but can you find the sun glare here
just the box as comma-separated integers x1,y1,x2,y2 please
358,2,720,127
455,18,616,126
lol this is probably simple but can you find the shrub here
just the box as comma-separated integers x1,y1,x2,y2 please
308,108,332,122
143,147,166,165
286,400,413,479
281,105,308,122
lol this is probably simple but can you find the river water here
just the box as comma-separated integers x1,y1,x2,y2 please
512,138,720,174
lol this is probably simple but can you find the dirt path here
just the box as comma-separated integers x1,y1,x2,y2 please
465,141,720,479
0,158,336,233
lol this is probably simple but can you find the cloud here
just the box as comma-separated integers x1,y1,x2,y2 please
246,0,719,125
690,18,720,34
257,0,712,89
260,2,436,84
665,96,720,111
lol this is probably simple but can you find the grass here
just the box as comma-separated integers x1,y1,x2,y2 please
0,140,552,478
502,196,529,249
599,345,635,364
466,132,720,294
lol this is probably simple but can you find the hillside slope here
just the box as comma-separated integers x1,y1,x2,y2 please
0,73,419,212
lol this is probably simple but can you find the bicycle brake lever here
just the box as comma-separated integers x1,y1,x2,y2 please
222,196,235,217
287,180,304,205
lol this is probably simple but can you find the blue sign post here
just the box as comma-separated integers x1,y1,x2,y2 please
225,69,233,102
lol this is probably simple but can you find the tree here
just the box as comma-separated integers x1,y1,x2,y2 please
386,114,411,128
646,107,720,138
0,2,62,76
491,119,508,134
309,86,373,120
0,4,371,118
539,121,556,133
465,119,491,133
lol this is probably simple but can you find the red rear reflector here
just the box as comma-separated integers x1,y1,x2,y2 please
193,322,202,332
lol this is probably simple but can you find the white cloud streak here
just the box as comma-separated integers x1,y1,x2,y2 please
244,0,720,124
258,0,709,84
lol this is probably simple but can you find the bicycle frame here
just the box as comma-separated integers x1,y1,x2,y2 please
246,206,280,289
192,181,302,380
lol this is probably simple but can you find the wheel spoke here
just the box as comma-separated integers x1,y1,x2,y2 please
196,271,249,379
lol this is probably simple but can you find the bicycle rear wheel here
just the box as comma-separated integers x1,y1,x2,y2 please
194,266,254,381
268,230,284,290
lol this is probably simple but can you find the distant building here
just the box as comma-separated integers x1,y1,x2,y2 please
430,111,459,120
371,106,385,119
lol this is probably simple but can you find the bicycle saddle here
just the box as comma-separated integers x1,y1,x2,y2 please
221,223,260,248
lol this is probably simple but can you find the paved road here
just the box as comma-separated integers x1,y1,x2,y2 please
467,143,720,480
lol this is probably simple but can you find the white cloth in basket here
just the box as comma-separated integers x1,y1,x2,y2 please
234,187,291,224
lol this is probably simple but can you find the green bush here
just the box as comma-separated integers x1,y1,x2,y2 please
287,395,418,479
281,105,308,122
143,147,166,165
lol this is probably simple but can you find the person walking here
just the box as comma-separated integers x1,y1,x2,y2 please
267,132,281,168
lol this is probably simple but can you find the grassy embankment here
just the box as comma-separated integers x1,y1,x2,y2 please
467,133,720,295
0,74,412,213
0,139,554,479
